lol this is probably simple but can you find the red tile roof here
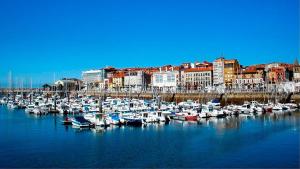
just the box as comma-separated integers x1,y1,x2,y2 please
184,67,213,72
112,71,125,78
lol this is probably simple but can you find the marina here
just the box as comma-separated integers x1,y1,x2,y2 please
1,93,300,128
0,94,299,168
0,100,299,168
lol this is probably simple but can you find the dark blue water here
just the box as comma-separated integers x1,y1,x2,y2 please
0,106,299,168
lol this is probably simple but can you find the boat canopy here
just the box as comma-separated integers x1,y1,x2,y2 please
74,116,90,123
211,98,220,103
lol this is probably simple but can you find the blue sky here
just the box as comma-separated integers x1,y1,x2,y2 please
0,0,299,87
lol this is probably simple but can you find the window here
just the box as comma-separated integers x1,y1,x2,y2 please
167,74,175,82
155,75,163,83
224,63,234,68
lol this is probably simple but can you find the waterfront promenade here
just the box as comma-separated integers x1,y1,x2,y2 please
1,88,299,105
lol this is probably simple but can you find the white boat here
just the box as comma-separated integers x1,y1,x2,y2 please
141,112,157,123
33,107,42,115
0,98,7,105
25,105,35,113
7,101,18,109
238,104,251,114
154,111,171,122
272,105,283,111
69,103,82,114
58,104,70,114
284,103,298,110
72,116,92,128
84,113,107,126
200,105,225,118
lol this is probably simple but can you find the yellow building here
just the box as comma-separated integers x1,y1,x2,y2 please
224,59,240,88
111,71,125,90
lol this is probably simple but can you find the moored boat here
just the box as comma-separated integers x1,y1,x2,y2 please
72,116,92,128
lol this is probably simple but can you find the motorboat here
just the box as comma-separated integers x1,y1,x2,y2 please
0,97,7,105
141,112,157,123
272,104,283,111
25,104,35,114
72,116,92,128
123,113,143,126
174,111,198,121
238,103,251,114
7,101,18,109
84,113,108,127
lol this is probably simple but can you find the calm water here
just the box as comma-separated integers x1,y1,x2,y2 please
0,106,299,168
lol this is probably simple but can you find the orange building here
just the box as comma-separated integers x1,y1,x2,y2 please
267,67,286,83
111,71,125,89
266,63,294,83
224,59,240,87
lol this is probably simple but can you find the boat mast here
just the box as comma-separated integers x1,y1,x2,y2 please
8,71,12,96
128,70,131,111
21,78,23,98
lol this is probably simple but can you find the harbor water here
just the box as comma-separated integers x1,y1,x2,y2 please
0,106,299,168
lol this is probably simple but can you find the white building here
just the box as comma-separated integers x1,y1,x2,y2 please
277,82,296,93
124,71,147,91
235,78,264,89
152,68,180,92
213,58,225,86
295,82,300,92
82,69,106,90
82,69,105,83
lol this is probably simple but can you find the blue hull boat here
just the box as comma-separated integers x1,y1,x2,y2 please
72,116,92,128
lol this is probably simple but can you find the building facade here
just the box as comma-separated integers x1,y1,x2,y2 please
82,69,106,90
111,71,125,90
152,67,180,92
213,58,225,87
224,59,240,88
183,67,213,91
265,63,294,83
234,65,265,90
124,70,150,91
293,65,300,83
54,78,83,91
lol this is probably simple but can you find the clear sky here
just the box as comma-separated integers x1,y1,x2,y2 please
0,0,299,87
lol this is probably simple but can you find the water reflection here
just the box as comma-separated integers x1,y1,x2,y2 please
54,110,300,135
196,111,299,132
0,106,299,168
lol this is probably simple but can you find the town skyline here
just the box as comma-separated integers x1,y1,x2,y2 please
0,55,299,88
2,56,299,90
